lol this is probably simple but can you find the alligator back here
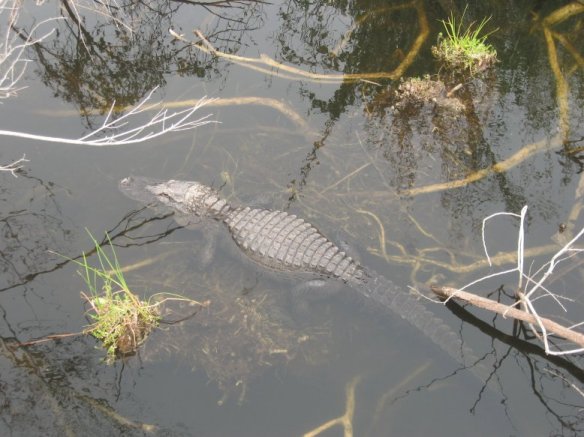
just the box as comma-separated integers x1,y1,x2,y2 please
223,206,364,281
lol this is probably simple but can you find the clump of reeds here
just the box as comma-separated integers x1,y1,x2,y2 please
432,7,497,74
71,232,199,364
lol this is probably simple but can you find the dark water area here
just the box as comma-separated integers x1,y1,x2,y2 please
1,0,584,435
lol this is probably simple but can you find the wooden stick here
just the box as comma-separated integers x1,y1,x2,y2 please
431,286,584,350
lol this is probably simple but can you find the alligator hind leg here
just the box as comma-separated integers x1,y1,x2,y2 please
198,230,219,268
178,222,220,268
335,234,363,266
291,278,342,298
288,278,344,322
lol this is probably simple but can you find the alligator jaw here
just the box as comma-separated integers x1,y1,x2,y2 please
145,180,194,214
119,176,164,206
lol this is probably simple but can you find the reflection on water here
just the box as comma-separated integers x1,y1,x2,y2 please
0,173,75,292
1,0,584,435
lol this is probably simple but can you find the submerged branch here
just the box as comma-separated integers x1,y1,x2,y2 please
171,0,428,84
543,27,570,142
37,95,314,138
304,375,361,437
542,2,584,143
543,2,584,27
402,135,562,196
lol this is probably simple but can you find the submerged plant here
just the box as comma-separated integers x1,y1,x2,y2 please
66,232,201,364
432,7,497,74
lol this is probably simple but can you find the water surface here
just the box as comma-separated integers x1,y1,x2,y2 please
1,1,583,435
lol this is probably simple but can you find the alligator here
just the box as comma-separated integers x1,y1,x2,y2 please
119,176,479,373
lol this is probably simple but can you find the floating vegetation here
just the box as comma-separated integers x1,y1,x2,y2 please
432,7,497,74
388,75,465,114
71,232,201,364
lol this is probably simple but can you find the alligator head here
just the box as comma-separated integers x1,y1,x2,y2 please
120,176,225,217
148,179,215,215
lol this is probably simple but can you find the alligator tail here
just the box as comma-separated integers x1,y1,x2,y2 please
353,270,491,385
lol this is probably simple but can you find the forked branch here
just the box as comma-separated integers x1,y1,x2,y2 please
0,87,217,146
0,153,28,176
431,205,584,356
0,0,65,100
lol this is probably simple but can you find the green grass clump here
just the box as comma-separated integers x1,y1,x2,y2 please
432,7,497,74
59,231,202,364
42,231,207,364
73,232,160,363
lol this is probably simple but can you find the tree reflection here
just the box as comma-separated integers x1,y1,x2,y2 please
0,170,180,293
274,4,578,157
0,172,75,292
446,299,584,435
271,0,583,243
16,0,265,126
0,326,162,435
275,0,431,199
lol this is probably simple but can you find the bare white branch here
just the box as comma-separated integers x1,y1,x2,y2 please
1,1,61,100
480,208,524,269
440,205,584,356
0,153,28,176
524,226,584,302
543,369,584,399
0,87,218,146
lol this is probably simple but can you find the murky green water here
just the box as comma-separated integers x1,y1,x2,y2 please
1,0,584,435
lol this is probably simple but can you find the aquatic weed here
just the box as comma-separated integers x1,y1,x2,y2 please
61,231,201,364
432,6,497,74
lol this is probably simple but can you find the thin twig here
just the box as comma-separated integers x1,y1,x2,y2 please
0,153,28,176
402,136,562,196
18,331,85,347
